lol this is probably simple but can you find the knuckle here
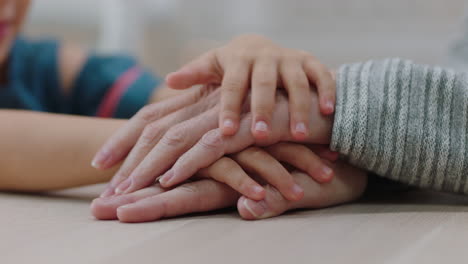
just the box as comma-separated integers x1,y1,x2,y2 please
264,185,288,213
179,183,200,194
140,123,162,145
217,157,236,172
158,197,170,217
290,75,310,89
282,51,302,61
138,105,161,122
259,48,279,60
255,77,276,88
200,129,224,150
231,50,252,62
223,80,243,93
161,126,187,147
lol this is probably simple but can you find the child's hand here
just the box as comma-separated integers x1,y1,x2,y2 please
195,143,338,201
165,34,335,140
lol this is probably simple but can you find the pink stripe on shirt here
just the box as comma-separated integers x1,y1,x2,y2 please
96,66,142,118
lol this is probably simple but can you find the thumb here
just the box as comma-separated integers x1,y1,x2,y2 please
166,51,221,89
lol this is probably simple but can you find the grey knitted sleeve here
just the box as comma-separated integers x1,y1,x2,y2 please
331,58,468,194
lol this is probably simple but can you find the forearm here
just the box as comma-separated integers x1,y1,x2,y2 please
0,110,125,192
332,58,468,194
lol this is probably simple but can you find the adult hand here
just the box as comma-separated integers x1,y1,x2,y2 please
91,85,221,197
99,88,334,202
91,150,367,223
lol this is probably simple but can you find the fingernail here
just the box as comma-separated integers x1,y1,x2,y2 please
115,178,132,195
243,198,268,218
91,149,111,169
322,166,333,179
254,121,268,132
118,204,132,210
223,119,235,129
326,101,335,112
295,122,307,134
252,185,264,195
100,187,114,198
292,184,303,196
159,170,174,185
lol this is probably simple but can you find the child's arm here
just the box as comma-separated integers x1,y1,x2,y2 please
56,43,165,118
0,110,125,191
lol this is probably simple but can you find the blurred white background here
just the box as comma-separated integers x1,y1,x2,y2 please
23,0,468,74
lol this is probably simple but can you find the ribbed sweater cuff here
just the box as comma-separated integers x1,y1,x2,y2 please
331,58,468,194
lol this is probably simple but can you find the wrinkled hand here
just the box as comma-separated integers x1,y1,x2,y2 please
91,148,367,222
92,85,334,202
91,155,367,223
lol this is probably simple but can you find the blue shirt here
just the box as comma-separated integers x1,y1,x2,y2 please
0,37,161,118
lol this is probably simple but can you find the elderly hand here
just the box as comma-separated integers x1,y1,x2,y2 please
91,147,366,222
92,83,334,202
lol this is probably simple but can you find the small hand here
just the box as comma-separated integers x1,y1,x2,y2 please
166,34,336,140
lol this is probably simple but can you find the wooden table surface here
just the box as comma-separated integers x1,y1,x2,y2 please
2,184,468,264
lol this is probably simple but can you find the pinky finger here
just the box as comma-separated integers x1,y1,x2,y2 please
265,143,334,183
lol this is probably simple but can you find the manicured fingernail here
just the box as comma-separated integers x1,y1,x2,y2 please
115,178,131,195
292,184,304,196
223,119,235,129
243,198,268,218
295,122,307,134
159,170,174,185
322,166,333,179
91,149,111,169
254,121,268,132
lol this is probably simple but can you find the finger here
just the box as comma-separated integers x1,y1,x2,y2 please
250,58,277,140
219,60,251,136
279,60,312,141
265,143,334,183
238,166,367,220
117,179,239,223
91,185,166,220
92,86,207,170
158,105,292,189
116,107,219,195
103,90,220,197
308,144,340,162
158,113,256,189
303,58,335,115
197,157,266,201
231,147,303,201
166,51,221,89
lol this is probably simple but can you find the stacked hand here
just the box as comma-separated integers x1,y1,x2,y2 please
90,35,367,222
